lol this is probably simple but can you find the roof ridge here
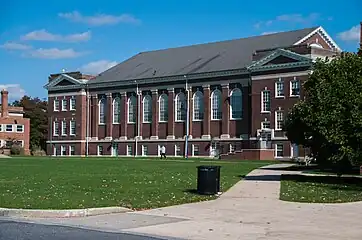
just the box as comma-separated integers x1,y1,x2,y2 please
138,26,319,55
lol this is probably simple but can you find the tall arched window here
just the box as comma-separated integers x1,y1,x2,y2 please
159,94,168,122
211,89,222,120
128,96,137,123
193,91,204,121
98,98,106,124
112,97,121,124
142,95,152,123
230,88,242,119
175,92,186,121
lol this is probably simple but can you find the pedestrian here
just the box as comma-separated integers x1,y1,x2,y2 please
160,145,166,159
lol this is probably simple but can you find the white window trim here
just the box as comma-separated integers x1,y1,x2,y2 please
60,145,66,156
261,120,271,130
53,100,60,112
192,144,199,157
192,91,203,121
5,124,13,132
126,145,132,156
53,147,57,156
174,144,181,157
127,96,136,124
69,120,76,136
261,90,271,113
98,98,106,125
53,122,59,136
275,79,285,98
61,121,67,136
175,92,186,122
97,145,103,156
275,143,284,158
210,89,222,121
229,88,243,120
61,99,67,112
158,94,168,123
142,95,152,123
70,98,76,111
290,77,301,97
142,145,148,156
112,97,121,124
16,125,24,133
275,111,283,131
69,146,75,156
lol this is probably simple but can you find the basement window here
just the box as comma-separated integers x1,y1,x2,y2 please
6,125,13,132
16,125,24,132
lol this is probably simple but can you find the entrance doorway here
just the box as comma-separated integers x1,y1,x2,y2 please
111,143,118,157
259,131,272,149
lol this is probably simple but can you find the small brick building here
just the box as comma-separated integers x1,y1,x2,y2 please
44,26,344,160
0,89,30,155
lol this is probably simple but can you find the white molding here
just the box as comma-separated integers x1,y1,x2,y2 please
293,26,342,52
252,70,311,81
220,134,230,139
274,143,284,158
47,140,86,143
48,91,86,98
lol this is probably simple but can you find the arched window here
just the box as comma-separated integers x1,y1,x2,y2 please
211,89,222,120
230,88,242,119
112,97,121,124
159,94,168,122
142,95,152,123
175,92,186,121
98,98,106,124
128,96,137,123
193,91,204,120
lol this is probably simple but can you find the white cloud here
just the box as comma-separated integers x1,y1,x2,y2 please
58,11,140,26
21,29,91,42
255,13,320,29
79,60,118,74
337,25,360,42
0,84,25,100
27,48,86,59
0,42,32,50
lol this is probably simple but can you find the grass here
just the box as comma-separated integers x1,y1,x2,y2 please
280,174,362,203
0,157,273,210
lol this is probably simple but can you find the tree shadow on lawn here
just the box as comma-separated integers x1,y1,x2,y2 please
282,174,362,191
237,174,282,181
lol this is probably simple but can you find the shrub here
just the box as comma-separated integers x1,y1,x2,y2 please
10,145,24,155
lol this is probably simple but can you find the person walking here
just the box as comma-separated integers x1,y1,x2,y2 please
160,145,166,159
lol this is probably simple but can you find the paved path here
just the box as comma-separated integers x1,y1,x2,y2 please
4,164,362,240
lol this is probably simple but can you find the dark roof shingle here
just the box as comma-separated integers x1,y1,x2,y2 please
92,27,318,83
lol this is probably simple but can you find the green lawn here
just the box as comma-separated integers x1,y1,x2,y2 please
280,174,362,203
0,157,272,210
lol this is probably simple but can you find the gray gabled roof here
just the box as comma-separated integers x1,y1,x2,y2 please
91,27,318,84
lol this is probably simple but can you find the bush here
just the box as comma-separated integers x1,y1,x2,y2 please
10,145,24,155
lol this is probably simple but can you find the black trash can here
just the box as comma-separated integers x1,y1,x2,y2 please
197,165,221,195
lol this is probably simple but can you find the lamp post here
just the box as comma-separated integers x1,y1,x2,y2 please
184,75,190,159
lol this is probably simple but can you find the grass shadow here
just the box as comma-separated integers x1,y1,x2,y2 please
237,174,281,181
184,189,198,194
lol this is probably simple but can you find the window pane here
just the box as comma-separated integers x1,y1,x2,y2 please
128,96,136,123
193,91,204,120
143,95,152,122
113,97,121,123
211,90,222,120
159,94,168,122
175,93,186,121
99,99,106,124
262,91,271,111
231,88,242,119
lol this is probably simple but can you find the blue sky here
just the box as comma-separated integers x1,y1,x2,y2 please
0,0,361,101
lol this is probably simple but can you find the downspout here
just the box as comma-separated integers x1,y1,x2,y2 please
85,83,89,157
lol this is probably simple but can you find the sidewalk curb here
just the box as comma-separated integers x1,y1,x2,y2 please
0,206,132,218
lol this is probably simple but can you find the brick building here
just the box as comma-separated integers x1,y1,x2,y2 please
44,26,343,159
0,89,30,155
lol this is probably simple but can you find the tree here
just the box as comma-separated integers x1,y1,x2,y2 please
284,52,362,171
12,96,48,153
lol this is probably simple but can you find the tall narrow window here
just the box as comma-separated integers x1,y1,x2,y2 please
70,98,76,110
175,92,186,121
193,91,204,121
275,80,284,97
211,89,222,120
62,99,67,111
61,121,67,135
113,97,121,124
159,94,168,122
143,95,152,123
275,111,284,130
290,78,300,96
261,121,271,129
69,146,75,156
98,98,106,124
128,96,137,123
53,100,59,111
275,144,284,158
69,120,76,135
261,90,271,112
53,121,59,136
230,88,242,119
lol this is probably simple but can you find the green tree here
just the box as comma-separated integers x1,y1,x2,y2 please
284,52,362,171
12,96,48,153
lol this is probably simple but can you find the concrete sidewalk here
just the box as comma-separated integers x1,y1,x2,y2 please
7,164,362,240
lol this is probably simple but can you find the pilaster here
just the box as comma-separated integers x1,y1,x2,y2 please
167,88,175,139
106,93,113,140
202,84,211,139
91,95,99,139
120,92,127,140
151,89,159,139
221,83,230,139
